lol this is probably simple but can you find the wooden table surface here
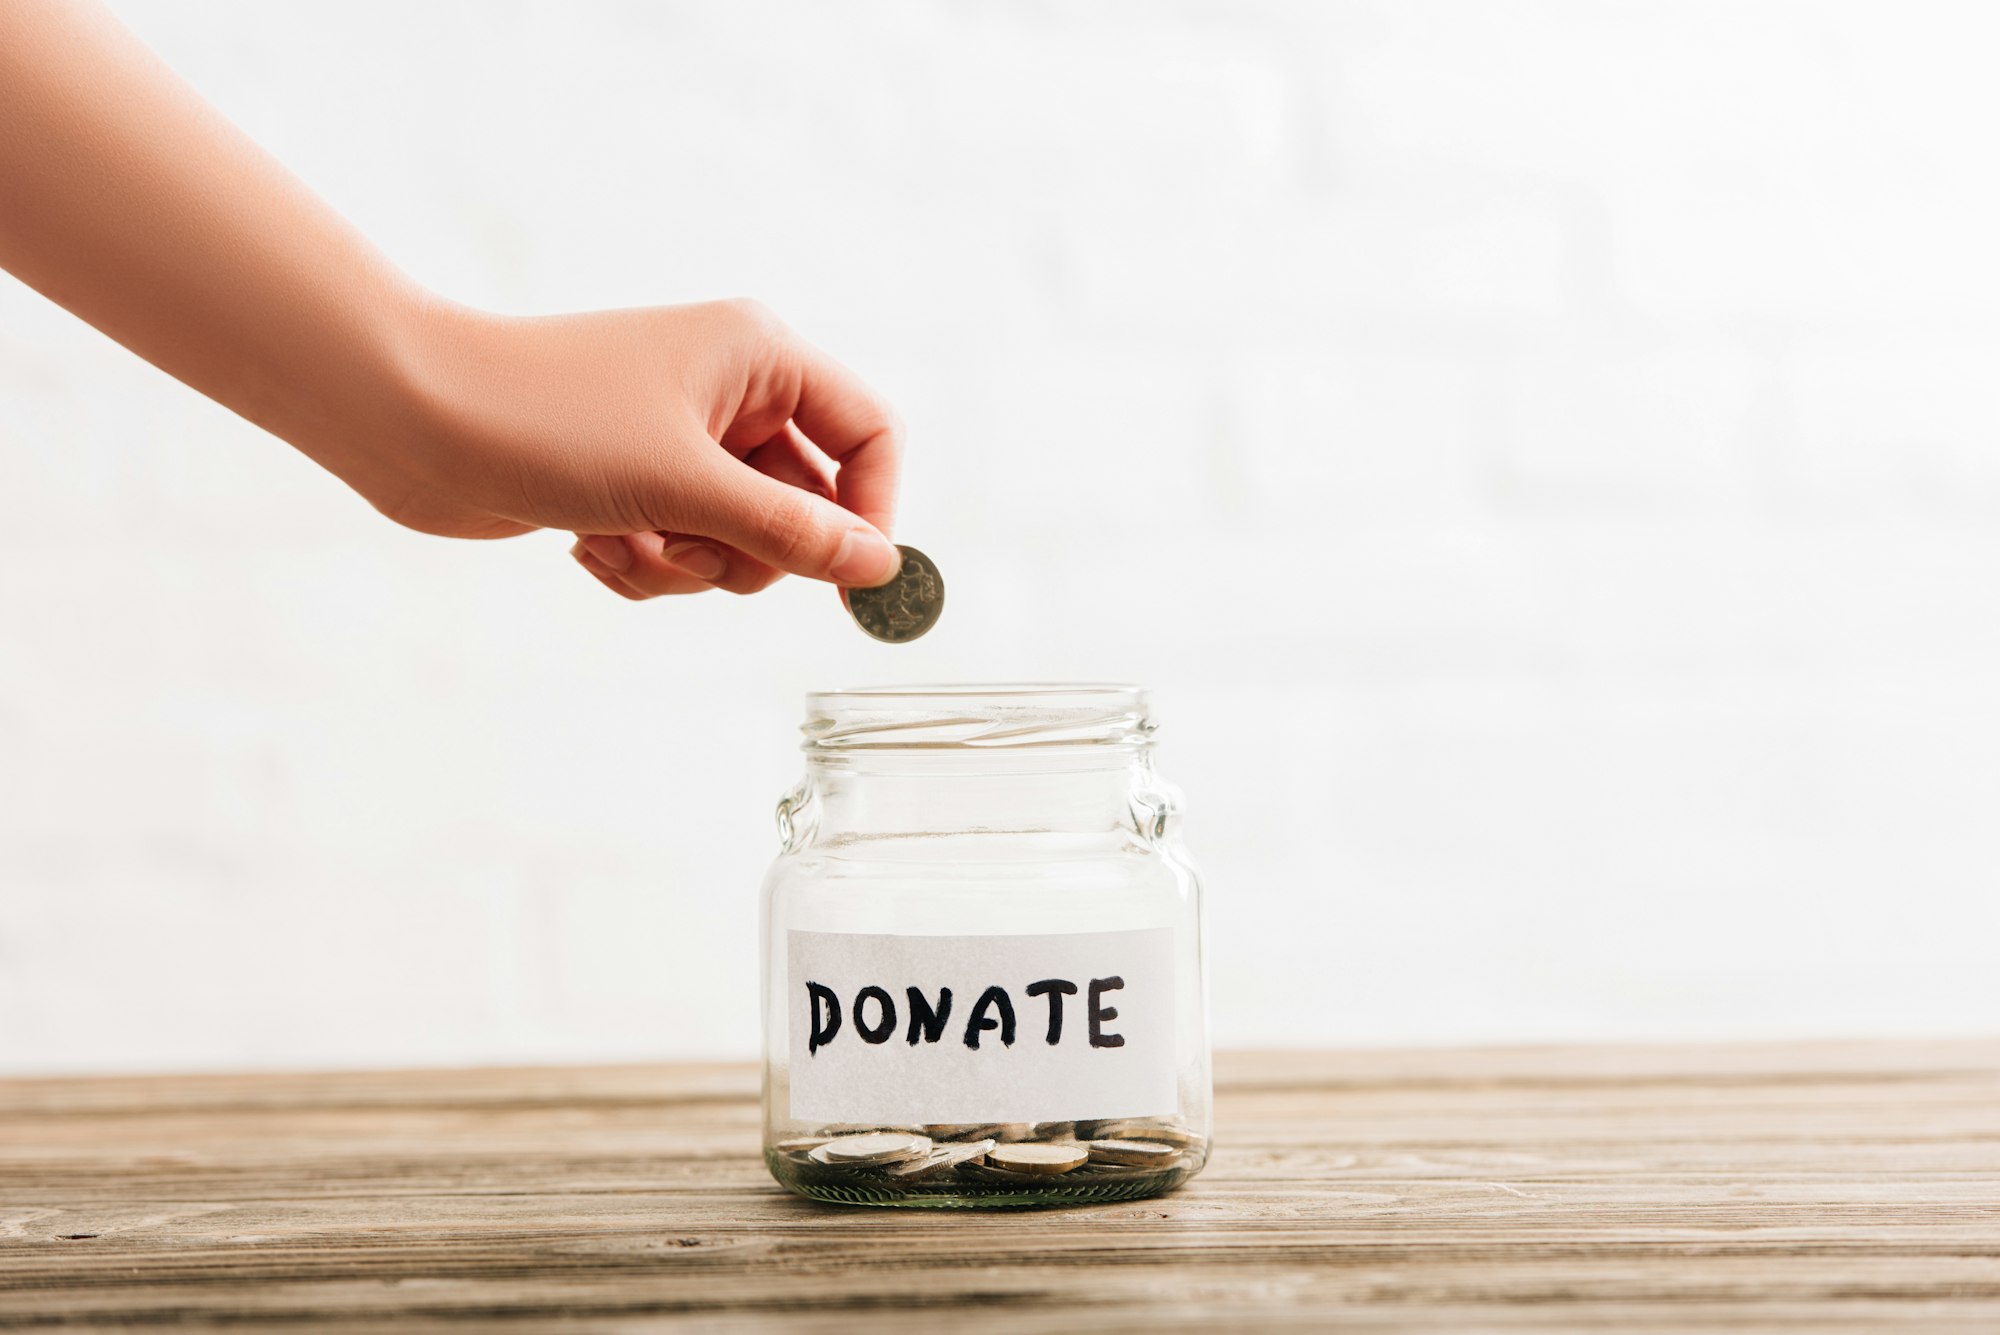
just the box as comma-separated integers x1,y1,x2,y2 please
3,1041,1998,1332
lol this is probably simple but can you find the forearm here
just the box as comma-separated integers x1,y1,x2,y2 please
0,0,434,478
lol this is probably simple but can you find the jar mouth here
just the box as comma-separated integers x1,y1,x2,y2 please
803,683,1153,752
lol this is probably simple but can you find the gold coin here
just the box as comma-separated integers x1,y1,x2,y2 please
987,1142,1087,1175
1078,1119,1195,1148
960,1161,1061,1185
1086,1138,1183,1167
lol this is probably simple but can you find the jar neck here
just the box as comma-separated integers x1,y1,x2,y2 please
806,748,1154,837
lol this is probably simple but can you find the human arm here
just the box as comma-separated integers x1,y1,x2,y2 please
0,0,902,597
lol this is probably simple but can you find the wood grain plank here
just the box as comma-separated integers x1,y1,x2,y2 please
1,1041,1996,1331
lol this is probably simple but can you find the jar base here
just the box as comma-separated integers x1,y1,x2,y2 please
765,1150,1204,1210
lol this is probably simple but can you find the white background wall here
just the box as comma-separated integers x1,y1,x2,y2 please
4,0,1999,1074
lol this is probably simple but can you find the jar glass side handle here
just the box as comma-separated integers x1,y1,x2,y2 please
774,775,820,853
1127,772,1185,846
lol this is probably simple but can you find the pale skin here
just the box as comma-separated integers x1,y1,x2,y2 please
0,0,904,600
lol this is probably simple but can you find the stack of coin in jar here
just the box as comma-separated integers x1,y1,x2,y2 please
770,1116,1201,1197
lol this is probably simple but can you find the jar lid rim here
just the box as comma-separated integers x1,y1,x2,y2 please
802,684,1154,751
808,682,1145,704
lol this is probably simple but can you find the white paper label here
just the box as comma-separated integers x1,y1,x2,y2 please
787,927,1178,1124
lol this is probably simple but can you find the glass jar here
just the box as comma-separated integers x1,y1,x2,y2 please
760,684,1211,1208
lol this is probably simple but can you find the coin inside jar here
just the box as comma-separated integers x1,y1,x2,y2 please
812,1131,932,1165
841,544,944,643
882,1138,997,1181
960,1161,1059,1185
1077,1119,1196,1148
773,1136,833,1162
925,1123,1007,1142
1086,1138,1183,1167
987,1142,1088,1175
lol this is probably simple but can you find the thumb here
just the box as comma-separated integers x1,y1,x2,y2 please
680,453,901,588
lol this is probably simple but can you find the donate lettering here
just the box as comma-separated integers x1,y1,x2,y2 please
806,976,1127,1055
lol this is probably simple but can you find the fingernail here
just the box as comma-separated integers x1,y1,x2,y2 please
663,541,728,582
579,535,632,573
830,529,900,587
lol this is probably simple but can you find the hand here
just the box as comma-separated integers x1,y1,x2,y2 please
378,298,902,599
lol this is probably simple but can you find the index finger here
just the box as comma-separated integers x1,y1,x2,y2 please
787,340,904,540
